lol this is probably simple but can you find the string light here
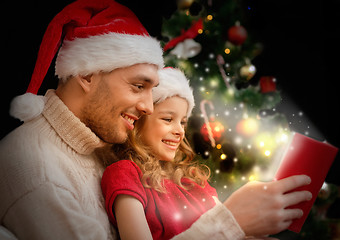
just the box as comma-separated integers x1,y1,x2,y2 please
249,175,256,181
264,150,271,156
224,48,231,54
206,15,213,21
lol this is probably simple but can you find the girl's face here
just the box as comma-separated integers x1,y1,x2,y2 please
140,96,188,162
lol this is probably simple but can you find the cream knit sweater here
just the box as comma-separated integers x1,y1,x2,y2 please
0,90,245,240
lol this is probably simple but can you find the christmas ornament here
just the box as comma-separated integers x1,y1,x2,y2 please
236,118,259,137
163,18,203,52
200,121,225,144
200,100,225,147
227,21,248,46
216,54,231,88
240,59,256,81
170,39,201,59
260,76,277,93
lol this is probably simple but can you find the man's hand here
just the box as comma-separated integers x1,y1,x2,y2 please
224,175,312,237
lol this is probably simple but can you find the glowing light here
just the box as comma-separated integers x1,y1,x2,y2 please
198,29,203,34
210,79,219,88
236,118,259,137
264,150,271,156
234,137,243,145
174,213,181,221
249,175,256,181
280,133,288,142
216,144,222,149
207,15,213,20
215,169,220,174
256,132,277,152
227,88,234,96
224,48,231,54
220,154,227,160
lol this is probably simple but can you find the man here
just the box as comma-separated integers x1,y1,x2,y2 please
0,0,311,239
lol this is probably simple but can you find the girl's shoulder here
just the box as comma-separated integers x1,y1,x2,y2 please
102,160,143,182
101,160,149,210
106,159,140,171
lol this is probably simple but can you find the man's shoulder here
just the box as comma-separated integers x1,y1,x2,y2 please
0,116,54,157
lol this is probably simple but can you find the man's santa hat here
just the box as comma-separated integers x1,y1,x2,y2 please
10,0,164,122
153,67,195,117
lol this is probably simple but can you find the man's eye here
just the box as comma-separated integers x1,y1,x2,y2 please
133,84,144,90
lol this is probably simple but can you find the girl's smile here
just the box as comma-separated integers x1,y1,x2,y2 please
140,96,188,162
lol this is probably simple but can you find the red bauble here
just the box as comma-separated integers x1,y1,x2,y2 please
260,76,277,93
227,22,248,45
200,121,225,143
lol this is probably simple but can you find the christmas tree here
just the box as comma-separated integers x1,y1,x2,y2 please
160,0,339,239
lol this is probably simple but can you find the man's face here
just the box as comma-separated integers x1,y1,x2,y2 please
82,64,159,144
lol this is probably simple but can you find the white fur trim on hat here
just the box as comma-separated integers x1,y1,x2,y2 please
153,68,195,117
55,32,164,81
10,93,45,122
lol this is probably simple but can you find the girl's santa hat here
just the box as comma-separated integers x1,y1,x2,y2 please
10,0,164,122
153,67,195,117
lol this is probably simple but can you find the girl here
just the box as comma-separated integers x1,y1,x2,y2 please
101,68,312,240
101,67,219,239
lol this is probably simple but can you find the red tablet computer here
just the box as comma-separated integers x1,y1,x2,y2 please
274,132,338,233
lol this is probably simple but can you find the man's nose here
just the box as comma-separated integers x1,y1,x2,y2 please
136,95,154,115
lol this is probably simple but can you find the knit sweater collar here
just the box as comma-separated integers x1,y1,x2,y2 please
42,90,106,155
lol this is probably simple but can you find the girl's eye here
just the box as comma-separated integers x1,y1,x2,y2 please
162,118,172,122
181,121,187,126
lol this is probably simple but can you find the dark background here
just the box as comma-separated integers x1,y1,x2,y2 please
2,0,339,183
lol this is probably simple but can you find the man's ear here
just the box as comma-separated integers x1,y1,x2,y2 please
76,75,94,93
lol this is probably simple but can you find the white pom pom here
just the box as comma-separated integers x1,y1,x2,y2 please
10,93,45,122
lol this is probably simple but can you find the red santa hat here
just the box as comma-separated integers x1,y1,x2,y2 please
10,0,164,122
153,67,195,117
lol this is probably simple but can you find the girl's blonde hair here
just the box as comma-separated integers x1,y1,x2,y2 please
109,111,210,193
